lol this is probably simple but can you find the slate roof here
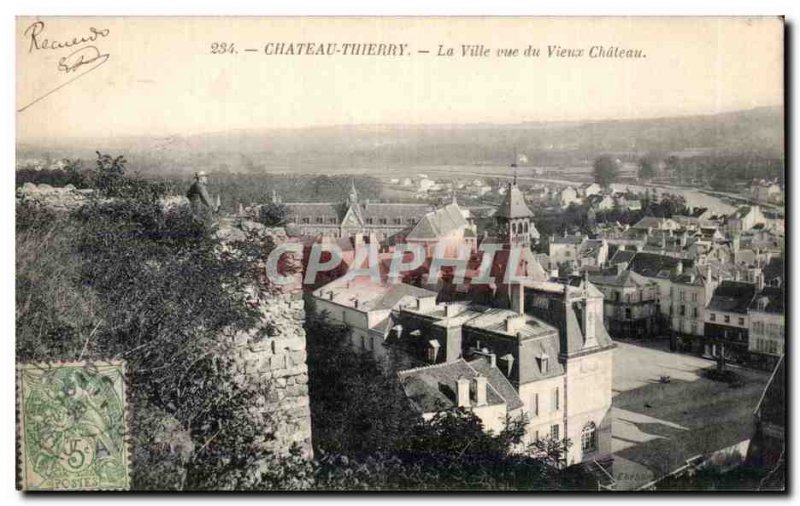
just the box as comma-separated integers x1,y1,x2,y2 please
284,201,429,226
632,217,677,230
314,278,437,312
749,287,785,315
763,257,785,286
589,269,652,288
579,239,605,258
628,252,691,279
467,357,524,411
464,308,557,340
406,203,469,241
609,249,636,265
551,234,584,245
496,184,534,219
397,359,506,413
707,281,757,315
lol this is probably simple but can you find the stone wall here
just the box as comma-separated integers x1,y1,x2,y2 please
16,182,94,211
228,291,313,457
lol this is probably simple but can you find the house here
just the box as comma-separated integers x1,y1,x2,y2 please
558,186,580,208
397,357,524,433
748,287,784,370
589,268,660,339
391,276,615,467
280,181,429,240
311,277,439,365
578,239,609,268
725,205,767,236
703,281,758,362
670,264,716,350
628,252,689,318
586,194,615,211
404,200,477,257
750,180,783,204
549,234,584,270
631,216,680,232
581,183,602,198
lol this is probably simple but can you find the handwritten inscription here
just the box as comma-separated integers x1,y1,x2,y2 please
18,21,112,112
25,21,110,54
58,46,110,74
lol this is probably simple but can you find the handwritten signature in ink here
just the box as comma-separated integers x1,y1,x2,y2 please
18,21,112,112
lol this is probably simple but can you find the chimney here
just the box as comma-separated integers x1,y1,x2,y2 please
488,353,497,368
353,298,359,308
499,354,515,376
474,375,488,407
456,377,471,408
511,283,525,315
675,262,683,275
505,314,526,333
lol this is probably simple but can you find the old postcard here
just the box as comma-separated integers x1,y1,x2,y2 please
15,16,785,492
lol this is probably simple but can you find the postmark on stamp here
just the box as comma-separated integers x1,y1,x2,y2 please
17,361,131,491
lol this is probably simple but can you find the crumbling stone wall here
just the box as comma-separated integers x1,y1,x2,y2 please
228,291,313,457
16,182,94,210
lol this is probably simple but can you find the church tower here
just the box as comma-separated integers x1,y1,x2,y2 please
496,172,535,249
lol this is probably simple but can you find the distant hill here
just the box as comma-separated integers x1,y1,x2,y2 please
18,106,783,175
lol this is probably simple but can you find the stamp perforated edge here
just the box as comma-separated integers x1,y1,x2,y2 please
16,360,132,491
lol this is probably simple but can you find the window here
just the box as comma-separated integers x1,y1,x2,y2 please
302,217,310,224
379,218,387,225
541,357,549,374
366,218,374,225
581,422,597,453
316,217,324,224
738,317,745,326
407,218,415,225
532,393,539,417
550,424,560,441
680,305,686,316
724,315,730,324
565,251,571,258
692,308,698,318
679,290,685,301
534,430,540,442
710,313,716,322
394,218,402,225
327,217,337,224
691,292,698,303
552,387,560,411
625,308,632,320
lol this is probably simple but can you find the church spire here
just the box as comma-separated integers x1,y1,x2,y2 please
348,178,359,205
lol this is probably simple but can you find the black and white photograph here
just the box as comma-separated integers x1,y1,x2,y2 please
12,14,787,493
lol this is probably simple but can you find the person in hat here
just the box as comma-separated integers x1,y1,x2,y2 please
187,171,215,224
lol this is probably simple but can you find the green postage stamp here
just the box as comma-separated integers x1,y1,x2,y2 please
17,361,131,491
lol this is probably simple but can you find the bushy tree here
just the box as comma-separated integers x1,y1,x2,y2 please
592,155,619,188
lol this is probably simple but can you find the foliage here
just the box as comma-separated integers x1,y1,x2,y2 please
638,155,658,180
16,153,282,490
305,309,420,457
257,202,289,227
592,155,619,188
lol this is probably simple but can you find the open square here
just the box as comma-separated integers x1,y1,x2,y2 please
610,340,770,489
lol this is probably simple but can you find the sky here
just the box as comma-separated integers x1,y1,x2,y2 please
16,16,783,143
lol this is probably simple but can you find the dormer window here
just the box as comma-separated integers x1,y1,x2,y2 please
540,354,549,374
